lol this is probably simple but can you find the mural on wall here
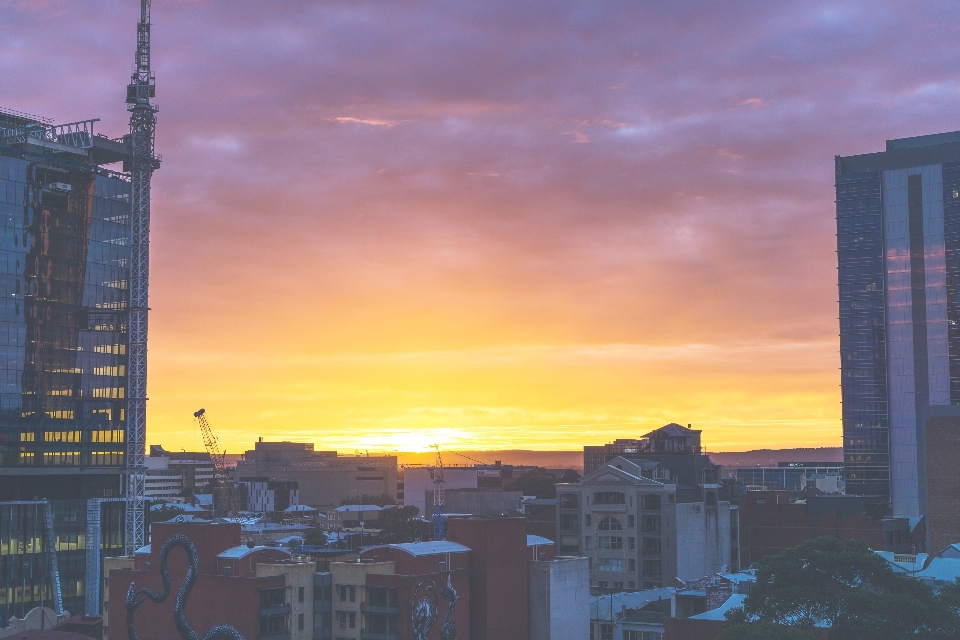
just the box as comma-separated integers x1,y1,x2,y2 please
411,573,460,640
125,533,246,640
439,573,461,640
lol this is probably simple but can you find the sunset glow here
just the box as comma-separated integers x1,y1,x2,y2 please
5,1,958,454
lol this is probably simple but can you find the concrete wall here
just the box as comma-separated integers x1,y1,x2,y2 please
529,556,589,640
674,502,731,581
403,467,479,516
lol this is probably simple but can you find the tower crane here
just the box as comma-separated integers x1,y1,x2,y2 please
194,409,240,518
125,0,160,554
431,444,445,540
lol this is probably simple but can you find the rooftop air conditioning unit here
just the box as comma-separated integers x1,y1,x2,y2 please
47,182,71,192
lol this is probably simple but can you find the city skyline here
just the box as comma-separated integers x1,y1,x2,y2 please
5,1,960,454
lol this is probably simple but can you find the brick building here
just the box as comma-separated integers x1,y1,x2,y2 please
737,490,925,566
106,521,313,640
446,517,531,640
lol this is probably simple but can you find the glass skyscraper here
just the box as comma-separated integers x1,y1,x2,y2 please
0,109,130,618
837,130,960,517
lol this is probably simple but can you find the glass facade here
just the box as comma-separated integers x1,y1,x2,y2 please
0,141,131,616
942,162,960,402
0,149,130,472
836,171,890,497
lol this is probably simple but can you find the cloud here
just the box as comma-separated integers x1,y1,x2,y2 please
5,0,959,450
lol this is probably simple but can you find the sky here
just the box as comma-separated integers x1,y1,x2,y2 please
3,0,960,454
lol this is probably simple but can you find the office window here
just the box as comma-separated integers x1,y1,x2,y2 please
641,515,661,535
597,558,624,572
642,559,662,579
298,613,304,631
585,514,592,527
628,559,636,572
628,537,635,550
627,515,635,528
597,517,622,531
298,587,304,603
584,536,592,550
349,586,356,602
641,494,661,511
349,612,356,628
643,537,662,555
599,623,613,640
598,536,622,550
628,581,636,589
560,513,579,531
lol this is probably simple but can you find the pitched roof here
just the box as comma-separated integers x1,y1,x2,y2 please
643,423,697,438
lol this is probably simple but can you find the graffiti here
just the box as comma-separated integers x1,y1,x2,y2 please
439,573,461,640
411,579,439,640
125,534,246,640
411,573,460,640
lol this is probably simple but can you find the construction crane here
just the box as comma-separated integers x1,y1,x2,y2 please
194,409,240,518
431,444,445,540
125,0,160,555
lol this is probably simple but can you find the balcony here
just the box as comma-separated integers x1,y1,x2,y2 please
591,504,626,512
360,603,400,615
360,632,399,640
259,603,292,617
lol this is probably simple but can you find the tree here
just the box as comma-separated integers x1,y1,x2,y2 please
717,619,818,640
369,506,431,544
340,493,396,507
304,528,328,547
729,537,960,640
559,469,582,483
505,468,558,499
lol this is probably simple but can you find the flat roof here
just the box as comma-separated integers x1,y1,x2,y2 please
383,541,470,557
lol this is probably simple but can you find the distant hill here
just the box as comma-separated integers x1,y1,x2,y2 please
707,448,843,467
393,447,842,471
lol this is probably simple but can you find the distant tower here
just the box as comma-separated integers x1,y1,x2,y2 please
125,0,160,554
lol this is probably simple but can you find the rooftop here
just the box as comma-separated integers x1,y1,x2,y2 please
689,593,746,621
527,535,553,547
382,541,470,557
218,545,292,560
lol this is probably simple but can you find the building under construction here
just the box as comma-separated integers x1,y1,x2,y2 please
0,1,158,621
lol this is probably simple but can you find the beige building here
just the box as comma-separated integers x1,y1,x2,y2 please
329,561,396,639
232,441,398,510
556,456,731,592
102,555,135,640
255,559,317,640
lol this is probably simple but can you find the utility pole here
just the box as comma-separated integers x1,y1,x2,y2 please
125,0,159,554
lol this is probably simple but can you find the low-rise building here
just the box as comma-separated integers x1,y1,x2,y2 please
232,441,398,510
106,521,313,640
556,457,731,592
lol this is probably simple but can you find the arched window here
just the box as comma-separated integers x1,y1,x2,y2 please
597,516,622,531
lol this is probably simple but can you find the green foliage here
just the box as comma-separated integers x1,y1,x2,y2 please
340,493,396,507
559,469,582,483
304,528,328,547
717,618,818,640
737,537,960,640
505,468,559,499
369,505,431,544
148,504,185,524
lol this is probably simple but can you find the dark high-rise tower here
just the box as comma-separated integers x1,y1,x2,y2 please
837,131,960,518
0,109,131,616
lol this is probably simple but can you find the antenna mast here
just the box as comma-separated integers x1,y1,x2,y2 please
124,0,159,554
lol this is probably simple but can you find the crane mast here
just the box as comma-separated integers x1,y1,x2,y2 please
124,0,159,554
432,445,445,540
194,409,240,518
